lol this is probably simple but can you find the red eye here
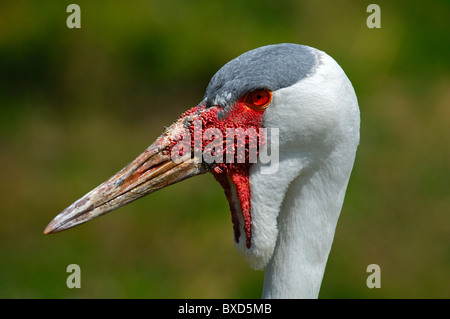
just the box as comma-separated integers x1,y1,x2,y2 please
242,89,272,110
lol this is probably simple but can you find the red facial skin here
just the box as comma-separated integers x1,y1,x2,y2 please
167,96,269,248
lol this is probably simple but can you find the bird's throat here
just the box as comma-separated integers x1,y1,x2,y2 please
213,168,252,248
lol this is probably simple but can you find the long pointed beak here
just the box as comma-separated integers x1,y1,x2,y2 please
43,116,209,235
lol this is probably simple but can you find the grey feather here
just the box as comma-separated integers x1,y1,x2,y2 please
203,43,318,110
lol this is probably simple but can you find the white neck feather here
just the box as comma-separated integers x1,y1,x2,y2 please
262,149,355,298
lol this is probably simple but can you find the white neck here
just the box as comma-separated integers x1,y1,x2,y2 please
261,151,353,298
231,48,360,298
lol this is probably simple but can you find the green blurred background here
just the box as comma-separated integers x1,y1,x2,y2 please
1,0,449,298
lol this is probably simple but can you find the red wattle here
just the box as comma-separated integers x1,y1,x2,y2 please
229,169,252,249
168,101,267,249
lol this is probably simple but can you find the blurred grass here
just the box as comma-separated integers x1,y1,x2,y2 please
0,0,449,298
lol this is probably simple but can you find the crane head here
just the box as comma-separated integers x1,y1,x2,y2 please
44,43,359,271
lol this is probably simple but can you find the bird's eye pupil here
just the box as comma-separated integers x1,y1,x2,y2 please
253,94,265,105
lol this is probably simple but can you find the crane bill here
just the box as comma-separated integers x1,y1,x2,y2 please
43,127,208,235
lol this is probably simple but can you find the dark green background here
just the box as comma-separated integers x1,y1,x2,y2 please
1,0,448,298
